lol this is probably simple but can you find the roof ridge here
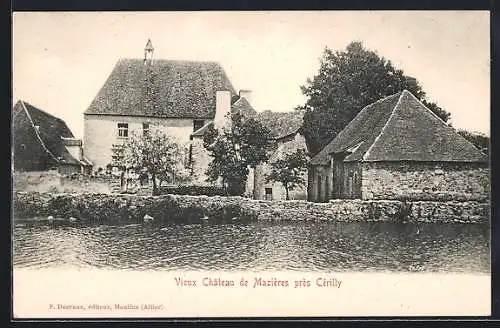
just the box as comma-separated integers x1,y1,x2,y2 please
362,91,405,161
118,58,222,65
331,92,403,153
19,100,59,163
309,91,403,164
12,100,24,120
256,109,300,116
403,89,447,125
276,131,300,140
236,96,255,109
346,140,364,153
232,97,243,107
20,100,66,123
361,91,403,110
403,90,487,158
61,136,81,141
85,57,236,118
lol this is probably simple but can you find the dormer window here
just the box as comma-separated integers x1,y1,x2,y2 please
117,123,128,138
193,120,205,132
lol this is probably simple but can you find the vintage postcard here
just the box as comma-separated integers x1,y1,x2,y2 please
12,11,491,318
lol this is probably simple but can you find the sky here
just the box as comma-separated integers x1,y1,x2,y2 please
12,11,490,139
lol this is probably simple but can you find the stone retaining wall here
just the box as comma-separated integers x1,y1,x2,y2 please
12,192,489,224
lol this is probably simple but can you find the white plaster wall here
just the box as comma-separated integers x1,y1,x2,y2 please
84,114,210,171
190,136,213,184
65,145,82,161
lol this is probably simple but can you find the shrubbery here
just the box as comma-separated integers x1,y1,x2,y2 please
154,185,227,196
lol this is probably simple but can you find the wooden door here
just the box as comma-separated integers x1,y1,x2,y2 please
317,175,322,202
333,161,344,199
265,188,273,201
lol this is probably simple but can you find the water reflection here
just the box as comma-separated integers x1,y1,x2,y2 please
13,220,490,273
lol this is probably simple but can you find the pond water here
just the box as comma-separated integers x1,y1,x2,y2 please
13,219,490,273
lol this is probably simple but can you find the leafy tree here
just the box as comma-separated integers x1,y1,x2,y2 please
299,41,451,155
203,111,274,196
232,111,275,169
115,128,189,194
457,129,490,154
203,125,249,196
109,144,126,171
266,149,308,200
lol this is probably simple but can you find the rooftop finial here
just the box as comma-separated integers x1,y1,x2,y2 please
144,39,154,65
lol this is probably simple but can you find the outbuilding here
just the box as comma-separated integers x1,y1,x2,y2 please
13,100,91,174
308,90,489,202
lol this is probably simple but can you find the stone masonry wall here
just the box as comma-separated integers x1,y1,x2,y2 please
13,192,489,224
361,161,490,202
253,133,308,200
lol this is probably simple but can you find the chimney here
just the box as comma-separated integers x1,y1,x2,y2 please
239,89,252,105
62,137,83,161
214,90,232,130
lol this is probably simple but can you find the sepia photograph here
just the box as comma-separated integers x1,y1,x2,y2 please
12,11,491,318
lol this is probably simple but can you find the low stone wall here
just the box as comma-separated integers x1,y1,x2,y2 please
361,162,490,202
13,171,116,194
12,192,489,224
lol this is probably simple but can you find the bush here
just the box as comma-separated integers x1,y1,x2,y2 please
154,185,227,196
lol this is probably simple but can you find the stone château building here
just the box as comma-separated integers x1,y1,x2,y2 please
83,40,255,185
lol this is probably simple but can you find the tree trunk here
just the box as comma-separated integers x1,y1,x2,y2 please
120,172,125,193
152,172,158,195
285,184,289,200
253,166,258,200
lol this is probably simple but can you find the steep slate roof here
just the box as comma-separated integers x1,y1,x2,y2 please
256,110,304,139
13,100,88,166
191,108,304,139
85,59,237,119
310,90,488,165
190,96,257,137
231,97,257,117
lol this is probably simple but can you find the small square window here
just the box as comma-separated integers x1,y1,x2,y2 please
117,123,128,138
143,123,150,136
193,120,205,132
